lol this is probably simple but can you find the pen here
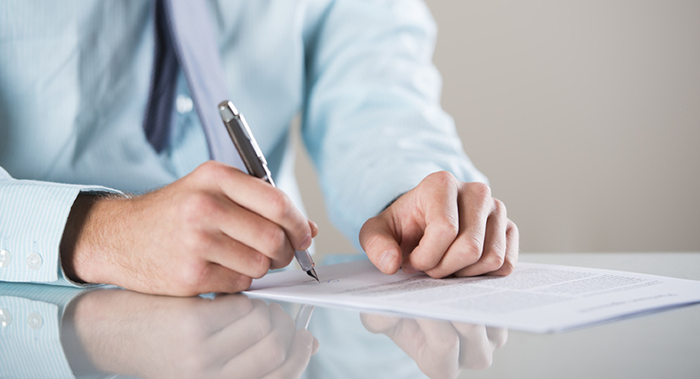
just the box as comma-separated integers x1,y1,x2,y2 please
294,303,315,330
218,100,320,282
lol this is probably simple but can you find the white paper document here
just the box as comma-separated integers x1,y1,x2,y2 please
245,260,700,333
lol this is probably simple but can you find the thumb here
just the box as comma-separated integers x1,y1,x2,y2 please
360,216,402,274
308,219,319,238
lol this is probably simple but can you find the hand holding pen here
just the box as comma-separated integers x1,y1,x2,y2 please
62,127,318,296
62,159,319,295
60,98,318,295
219,100,320,282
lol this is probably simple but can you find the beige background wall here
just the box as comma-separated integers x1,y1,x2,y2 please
295,0,700,256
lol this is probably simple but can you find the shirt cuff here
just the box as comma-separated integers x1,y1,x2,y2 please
0,179,122,287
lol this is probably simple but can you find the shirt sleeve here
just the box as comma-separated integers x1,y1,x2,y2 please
0,166,122,287
301,0,488,249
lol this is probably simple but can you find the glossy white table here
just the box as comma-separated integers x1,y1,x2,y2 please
465,252,700,379
1,252,697,379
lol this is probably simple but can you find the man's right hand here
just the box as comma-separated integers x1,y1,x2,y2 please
60,161,317,296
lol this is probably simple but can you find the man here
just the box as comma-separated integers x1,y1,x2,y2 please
0,0,518,296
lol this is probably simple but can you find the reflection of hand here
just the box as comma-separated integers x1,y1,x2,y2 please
61,161,317,296
64,290,318,379
360,313,506,379
360,172,518,278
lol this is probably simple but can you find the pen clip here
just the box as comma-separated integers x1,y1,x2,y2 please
218,100,272,183
237,113,267,166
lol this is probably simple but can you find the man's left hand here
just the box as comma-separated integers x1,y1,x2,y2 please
360,171,519,278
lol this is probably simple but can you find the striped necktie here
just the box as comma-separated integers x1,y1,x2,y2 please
143,0,245,170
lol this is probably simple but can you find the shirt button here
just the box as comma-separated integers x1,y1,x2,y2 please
176,95,194,114
27,252,42,270
27,312,43,330
0,249,10,268
0,308,12,327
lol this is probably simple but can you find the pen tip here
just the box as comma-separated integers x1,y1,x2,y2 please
307,268,320,282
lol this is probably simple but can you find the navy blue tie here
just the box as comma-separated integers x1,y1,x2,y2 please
143,0,245,170
143,0,177,153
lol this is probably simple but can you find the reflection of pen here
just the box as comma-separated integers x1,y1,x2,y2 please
294,303,315,330
218,100,320,282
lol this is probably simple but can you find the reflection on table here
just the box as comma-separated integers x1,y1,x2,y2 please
0,283,503,379
7,252,695,379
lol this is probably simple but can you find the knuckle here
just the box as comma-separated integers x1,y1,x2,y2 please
435,219,460,241
468,181,492,200
493,198,507,216
507,219,519,235
232,275,253,291
455,236,484,264
267,190,293,220
178,261,210,294
262,225,289,255
251,254,271,279
484,250,506,271
426,170,458,188
278,251,295,268
197,160,225,178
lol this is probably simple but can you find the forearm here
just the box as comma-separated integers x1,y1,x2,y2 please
302,0,487,247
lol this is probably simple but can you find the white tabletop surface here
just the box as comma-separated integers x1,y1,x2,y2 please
1,252,698,379
461,252,700,379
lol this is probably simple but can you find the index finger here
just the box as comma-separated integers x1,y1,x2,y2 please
210,163,313,252
404,175,460,273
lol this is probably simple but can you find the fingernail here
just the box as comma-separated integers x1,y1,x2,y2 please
379,250,395,272
299,234,312,250
403,262,418,275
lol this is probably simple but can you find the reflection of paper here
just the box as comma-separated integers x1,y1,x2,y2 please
245,260,700,333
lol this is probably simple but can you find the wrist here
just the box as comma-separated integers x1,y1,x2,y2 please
60,193,126,285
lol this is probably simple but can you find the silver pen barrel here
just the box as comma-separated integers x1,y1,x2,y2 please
294,303,315,330
219,100,320,282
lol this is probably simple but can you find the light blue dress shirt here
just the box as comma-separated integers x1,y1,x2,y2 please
0,0,486,287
